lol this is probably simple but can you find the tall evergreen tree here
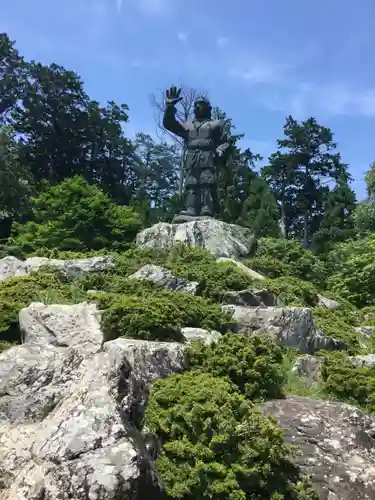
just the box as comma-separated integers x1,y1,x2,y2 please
263,115,351,247
0,33,26,122
311,176,357,254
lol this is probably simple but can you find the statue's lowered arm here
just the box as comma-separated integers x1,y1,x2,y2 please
215,119,232,158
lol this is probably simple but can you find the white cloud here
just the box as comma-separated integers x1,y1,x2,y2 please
229,51,375,119
262,82,375,119
230,58,291,86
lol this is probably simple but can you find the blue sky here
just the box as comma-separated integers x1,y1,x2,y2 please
2,0,375,199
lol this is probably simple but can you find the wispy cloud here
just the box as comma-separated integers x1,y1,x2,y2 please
230,61,290,85
261,81,375,119
228,50,375,119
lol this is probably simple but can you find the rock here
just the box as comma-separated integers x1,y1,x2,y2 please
291,355,324,388
221,288,280,307
222,305,345,353
181,327,221,344
136,219,256,259
260,396,375,499
19,302,103,352
350,354,375,369
355,326,375,337
0,255,114,282
216,257,266,280
0,328,186,499
0,255,27,281
317,294,341,309
128,264,198,294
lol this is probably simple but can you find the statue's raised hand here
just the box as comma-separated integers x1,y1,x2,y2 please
165,86,183,106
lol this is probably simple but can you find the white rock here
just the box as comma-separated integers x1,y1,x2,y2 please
136,219,256,259
0,255,27,281
217,257,266,280
0,333,185,499
261,396,375,499
181,327,221,344
128,264,198,294
19,302,103,353
222,305,345,353
317,294,341,309
350,354,375,369
0,255,114,282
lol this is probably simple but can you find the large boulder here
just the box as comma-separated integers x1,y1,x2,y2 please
261,396,375,499
0,255,114,282
136,219,256,259
222,305,345,353
19,302,103,350
128,264,198,294
0,302,186,500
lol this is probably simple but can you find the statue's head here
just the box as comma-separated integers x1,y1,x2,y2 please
194,96,211,120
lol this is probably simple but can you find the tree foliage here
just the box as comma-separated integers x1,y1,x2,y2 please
8,176,142,256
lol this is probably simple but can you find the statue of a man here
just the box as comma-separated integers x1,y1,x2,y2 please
163,86,231,221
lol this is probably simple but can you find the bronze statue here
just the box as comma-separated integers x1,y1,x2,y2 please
163,86,231,222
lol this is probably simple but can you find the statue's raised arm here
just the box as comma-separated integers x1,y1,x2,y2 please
163,87,189,140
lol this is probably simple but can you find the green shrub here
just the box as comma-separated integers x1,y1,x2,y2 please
245,256,291,279
145,371,317,500
249,237,327,286
0,270,84,343
8,176,142,257
187,334,285,401
264,276,319,307
361,306,375,326
100,290,233,343
75,247,170,294
313,308,360,354
165,244,257,301
322,352,375,414
326,235,375,308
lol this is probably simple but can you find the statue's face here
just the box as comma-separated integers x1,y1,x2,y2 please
194,101,211,120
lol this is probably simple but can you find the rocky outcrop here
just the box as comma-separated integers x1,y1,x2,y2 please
317,294,341,309
181,327,221,344
0,302,186,500
356,326,375,337
351,354,375,369
216,257,266,280
221,288,280,307
136,219,256,259
291,355,324,388
261,396,375,499
19,301,103,350
222,305,345,353
128,264,198,294
0,255,114,281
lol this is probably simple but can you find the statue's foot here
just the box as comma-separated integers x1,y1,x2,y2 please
179,208,197,217
201,206,213,217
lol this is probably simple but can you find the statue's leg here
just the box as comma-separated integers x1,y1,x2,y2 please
179,170,199,217
200,168,216,217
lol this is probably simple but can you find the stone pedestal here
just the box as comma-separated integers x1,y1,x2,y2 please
136,218,256,259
